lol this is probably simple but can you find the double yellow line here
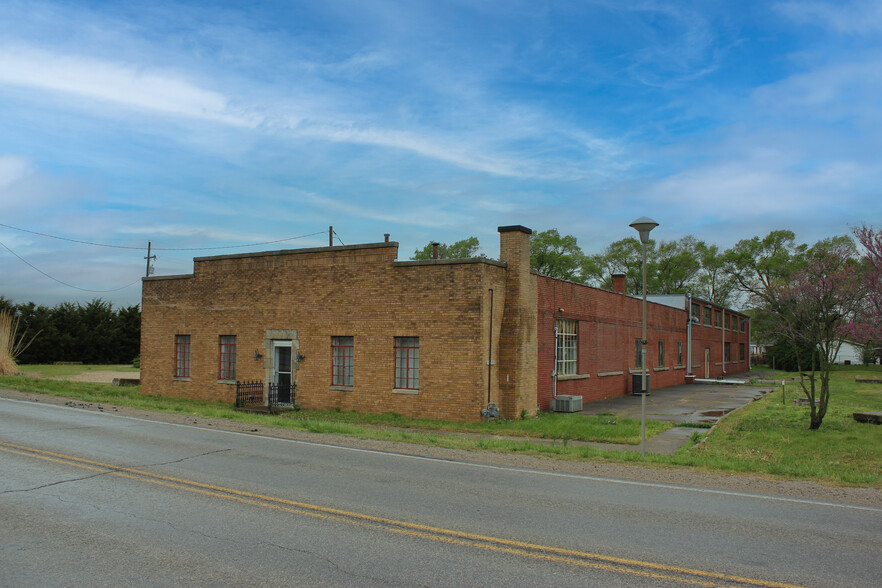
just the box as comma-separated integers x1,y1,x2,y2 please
0,440,802,587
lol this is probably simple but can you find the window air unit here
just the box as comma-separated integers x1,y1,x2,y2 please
553,395,583,413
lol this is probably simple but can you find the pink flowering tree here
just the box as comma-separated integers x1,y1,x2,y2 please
775,241,863,429
839,225,882,361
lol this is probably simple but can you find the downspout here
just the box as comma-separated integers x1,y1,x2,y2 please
553,324,558,399
487,288,493,405
722,308,726,375
686,294,693,377
748,315,752,372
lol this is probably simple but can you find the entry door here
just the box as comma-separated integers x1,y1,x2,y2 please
273,342,293,404
704,348,710,379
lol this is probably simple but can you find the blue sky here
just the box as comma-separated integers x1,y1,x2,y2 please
1,0,880,308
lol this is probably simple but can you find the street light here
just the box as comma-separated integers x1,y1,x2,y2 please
630,216,658,457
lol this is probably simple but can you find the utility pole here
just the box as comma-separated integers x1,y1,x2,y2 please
145,242,156,277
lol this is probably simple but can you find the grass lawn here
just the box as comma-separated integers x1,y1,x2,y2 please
2,364,880,486
17,364,139,378
675,365,882,485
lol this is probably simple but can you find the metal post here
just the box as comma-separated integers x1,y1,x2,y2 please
640,240,647,457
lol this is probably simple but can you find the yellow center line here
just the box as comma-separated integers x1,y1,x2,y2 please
0,441,804,588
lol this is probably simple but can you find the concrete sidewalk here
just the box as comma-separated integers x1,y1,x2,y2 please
572,372,776,454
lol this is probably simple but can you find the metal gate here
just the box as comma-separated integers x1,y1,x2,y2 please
268,382,295,406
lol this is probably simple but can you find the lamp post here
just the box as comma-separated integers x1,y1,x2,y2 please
630,216,658,457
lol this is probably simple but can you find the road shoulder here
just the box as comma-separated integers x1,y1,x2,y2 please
2,387,880,508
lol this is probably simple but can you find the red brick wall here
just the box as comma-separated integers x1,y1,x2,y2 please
537,277,750,410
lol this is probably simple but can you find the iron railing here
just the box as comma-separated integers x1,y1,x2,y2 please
235,380,264,408
236,381,296,408
268,382,295,406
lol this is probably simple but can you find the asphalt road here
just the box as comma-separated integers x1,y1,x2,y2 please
1,397,879,587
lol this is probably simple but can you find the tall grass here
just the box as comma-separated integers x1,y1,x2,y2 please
0,310,38,376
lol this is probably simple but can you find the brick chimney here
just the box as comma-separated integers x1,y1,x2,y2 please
496,225,538,420
612,273,626,294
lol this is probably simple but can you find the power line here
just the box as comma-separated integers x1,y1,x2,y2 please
333,229,345,246
0,223,328,251
0,240,142,293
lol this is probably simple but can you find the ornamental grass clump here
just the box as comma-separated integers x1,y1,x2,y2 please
0,309,37,376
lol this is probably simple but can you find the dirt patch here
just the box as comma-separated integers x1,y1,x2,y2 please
29,370,139,384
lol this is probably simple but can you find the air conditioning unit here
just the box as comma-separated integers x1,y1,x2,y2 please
553,395,583,412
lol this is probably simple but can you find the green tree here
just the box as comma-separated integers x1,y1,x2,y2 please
723,230,807,310
773,241,863,429
530,229,585,281
653,235,702,294
583,237,644,291
411,237,481,260
695,242,736,306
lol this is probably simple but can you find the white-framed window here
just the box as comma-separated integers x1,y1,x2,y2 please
555,319,577,375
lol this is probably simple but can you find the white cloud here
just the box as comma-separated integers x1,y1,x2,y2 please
0,155,30,191
752,60,882,123
775,0,882,35
0,45,258,127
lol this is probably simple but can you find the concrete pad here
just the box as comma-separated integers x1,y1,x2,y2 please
571,371,776,454
577,373,773,426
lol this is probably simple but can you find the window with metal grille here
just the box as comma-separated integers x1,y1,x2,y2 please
724,342,731,362
332,336,354,386
175,335,191,378
691,302,701,321
677,341,683,367
219,335,237,380
394,337,419,390
658,340,665,367
703,306,711,326
714,310,722,328
555,319,577,375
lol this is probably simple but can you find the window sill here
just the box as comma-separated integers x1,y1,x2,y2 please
392,388,419,395
330,385,353,392
597,371,624,377
173,377,191,382
653,367,670,372
218,379,237,385
673,365,685,370
628,368,650,375
558,373,589,381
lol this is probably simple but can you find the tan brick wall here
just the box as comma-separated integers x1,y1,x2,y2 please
495,226,538,419
141,242,514,422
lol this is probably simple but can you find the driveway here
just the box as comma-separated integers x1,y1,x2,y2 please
578,371,773,424
574,371,776,454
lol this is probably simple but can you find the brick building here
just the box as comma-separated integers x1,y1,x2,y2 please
538,274,750,411
141,225,749,421
141,226,537,421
